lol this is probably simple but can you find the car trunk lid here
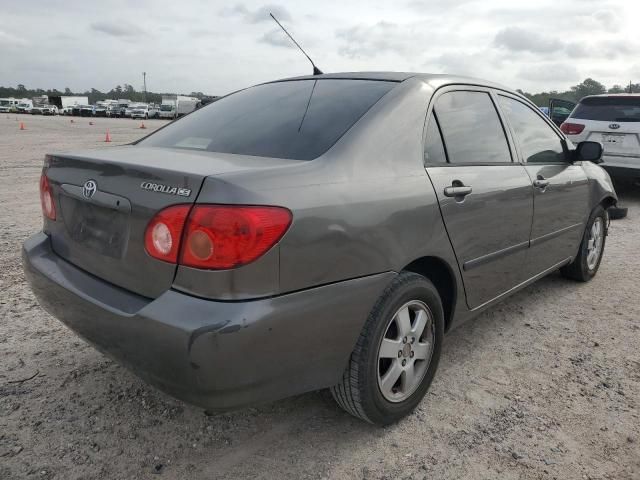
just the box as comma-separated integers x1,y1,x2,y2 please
44,146,297,298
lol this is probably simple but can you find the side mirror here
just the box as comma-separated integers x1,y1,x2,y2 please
575,141,603,164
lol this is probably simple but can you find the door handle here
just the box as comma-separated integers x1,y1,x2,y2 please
533,176,550,189
443,185,473,198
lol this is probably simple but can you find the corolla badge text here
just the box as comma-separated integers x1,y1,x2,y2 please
140,181,191,197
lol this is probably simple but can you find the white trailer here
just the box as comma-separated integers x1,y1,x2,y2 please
48,96,89,109
159,95,199,119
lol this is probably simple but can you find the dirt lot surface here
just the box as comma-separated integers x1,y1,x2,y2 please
1,115,639,480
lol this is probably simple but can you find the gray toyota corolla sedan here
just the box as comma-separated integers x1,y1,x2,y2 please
23,72,617,425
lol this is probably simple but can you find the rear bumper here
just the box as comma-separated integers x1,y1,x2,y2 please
23,232,393,410
602,154,640,179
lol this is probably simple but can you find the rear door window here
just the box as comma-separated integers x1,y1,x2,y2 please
140,79,395,160
434,91,512,164
571,96,640,122
498,96,566,164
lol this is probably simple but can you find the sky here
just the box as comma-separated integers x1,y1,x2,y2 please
1,0,638,96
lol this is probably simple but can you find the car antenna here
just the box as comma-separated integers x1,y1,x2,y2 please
269,12,323,75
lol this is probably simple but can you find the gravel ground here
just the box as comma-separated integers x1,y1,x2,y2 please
1,115,639,480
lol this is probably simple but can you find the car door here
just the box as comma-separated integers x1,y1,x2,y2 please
549,98,577,126
497,94,589,277
425,88,534,309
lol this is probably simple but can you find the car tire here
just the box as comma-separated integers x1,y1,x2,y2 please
331,272,444,425
560,205,607,282
608,206,628,220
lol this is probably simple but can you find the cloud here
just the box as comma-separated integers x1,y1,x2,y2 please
260,28,295,48
494,27,562,54
336,21,415,58
564,42,589,58
90,21,143,37
407,0,475,11
517,63,580,83
0,30,28,48
222,4,292,23
589,9,620,29
2,0,639,97
430,51,500,77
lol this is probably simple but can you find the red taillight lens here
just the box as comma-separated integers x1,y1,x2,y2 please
39,173,56,220
144,205,191,263
560,122,585,135
180,205,292,269
144,205,292,269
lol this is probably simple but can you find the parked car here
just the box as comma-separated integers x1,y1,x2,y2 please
30,106,44,115
61,106,74,115
23,72,617,425
80,105,95,117
131,104,159,119
0,98,19,113
94,105,107,117
71,105,82,116
106,104,125,117
561,94,640,183
549,98,577,126
17,102,33,114
42,105,58,116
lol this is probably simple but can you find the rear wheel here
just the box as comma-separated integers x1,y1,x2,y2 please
561,205,607,281
331,272,444,425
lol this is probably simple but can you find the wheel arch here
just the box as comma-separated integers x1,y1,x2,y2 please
600,195,617,209
402,256,457,332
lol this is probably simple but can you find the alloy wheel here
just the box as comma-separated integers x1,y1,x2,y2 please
377,300,435,403
586,217,604,271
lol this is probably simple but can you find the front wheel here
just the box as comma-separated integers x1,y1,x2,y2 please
331,272,444,425
561,205,607,281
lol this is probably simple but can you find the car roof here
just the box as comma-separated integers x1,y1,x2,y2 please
581,93,640,99
272,71,515,92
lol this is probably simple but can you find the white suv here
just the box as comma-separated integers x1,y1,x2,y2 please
560,94,640,182
131,104,159,119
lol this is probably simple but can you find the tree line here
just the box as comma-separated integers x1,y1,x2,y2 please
0,84,212,105
518,78,639,107
1,78,637,107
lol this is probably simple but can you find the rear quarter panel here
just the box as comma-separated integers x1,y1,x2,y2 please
177,79,464,312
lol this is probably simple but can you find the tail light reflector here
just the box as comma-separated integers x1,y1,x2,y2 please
39,172,56,220
144,205,292,269
560,122,585,135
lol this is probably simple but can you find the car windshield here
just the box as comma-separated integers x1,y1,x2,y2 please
571,96,640,122
140,79,395,160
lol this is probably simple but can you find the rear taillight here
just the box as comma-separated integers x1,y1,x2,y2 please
39,173,56,220
560,122,585,135
144,205,292,269
144,205,191,263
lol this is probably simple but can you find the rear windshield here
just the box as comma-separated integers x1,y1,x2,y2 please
571,96,640,122
139,79,395,160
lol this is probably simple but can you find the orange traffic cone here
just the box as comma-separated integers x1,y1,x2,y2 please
104,129,111,142
19,122,26,130
139,122,146,129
